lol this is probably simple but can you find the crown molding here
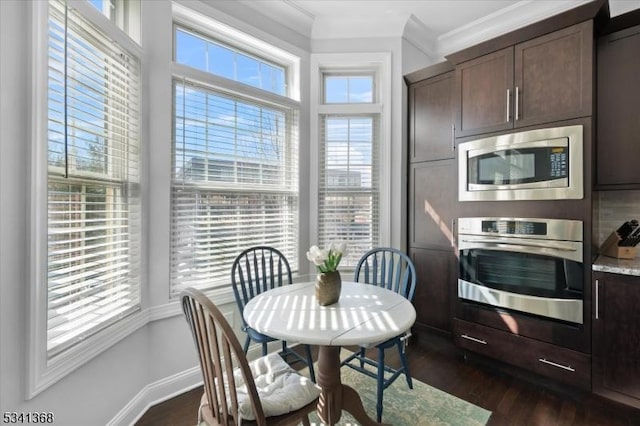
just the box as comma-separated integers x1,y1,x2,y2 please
237,0,315,38
201,0,609,59
311,13,409,40
402,14,438,60
436,0,592,58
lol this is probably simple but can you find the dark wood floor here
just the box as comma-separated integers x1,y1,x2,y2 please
135,332,640,425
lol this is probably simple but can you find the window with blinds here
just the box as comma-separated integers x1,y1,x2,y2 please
170,79,298,294
318,115,380,267
46,0,140,357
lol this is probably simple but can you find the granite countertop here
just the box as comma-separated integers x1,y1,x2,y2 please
592,255,640,277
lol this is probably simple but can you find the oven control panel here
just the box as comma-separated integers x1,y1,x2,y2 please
458,217,583,242
481,220,547,236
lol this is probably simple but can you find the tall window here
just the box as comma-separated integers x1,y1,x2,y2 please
46,0,140,356
171,22,299,295
317,71,381,267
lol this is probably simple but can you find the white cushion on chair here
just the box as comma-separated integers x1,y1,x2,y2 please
210,352,319,422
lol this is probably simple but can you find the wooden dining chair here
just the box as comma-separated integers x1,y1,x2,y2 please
231,246,316,382
341,247,417,422
181,287,320,426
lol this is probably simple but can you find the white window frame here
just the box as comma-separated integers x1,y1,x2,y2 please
309,52,392,268
173,3,300,102
170,4,301,301
28,0,143,398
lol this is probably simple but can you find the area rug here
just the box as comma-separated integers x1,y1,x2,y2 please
305,360,492,426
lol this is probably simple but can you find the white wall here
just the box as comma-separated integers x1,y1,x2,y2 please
402,38,436,75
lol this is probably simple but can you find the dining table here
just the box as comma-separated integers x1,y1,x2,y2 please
242,280,417,426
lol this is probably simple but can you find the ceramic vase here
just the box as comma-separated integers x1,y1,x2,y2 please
315,270,341,306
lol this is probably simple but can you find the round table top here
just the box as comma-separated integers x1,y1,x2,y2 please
243,281,416,347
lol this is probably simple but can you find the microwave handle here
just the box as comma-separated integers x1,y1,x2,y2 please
460,238,577,252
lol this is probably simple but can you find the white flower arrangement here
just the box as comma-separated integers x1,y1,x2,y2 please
306,242,347,273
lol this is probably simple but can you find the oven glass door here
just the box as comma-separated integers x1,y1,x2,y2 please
459,248,583,300
468,145,568,187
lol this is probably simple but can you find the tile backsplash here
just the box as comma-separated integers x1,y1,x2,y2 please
596,190,640,246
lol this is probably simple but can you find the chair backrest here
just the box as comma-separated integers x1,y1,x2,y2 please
181,287,268,426
354,247,417,301
231,246,293,322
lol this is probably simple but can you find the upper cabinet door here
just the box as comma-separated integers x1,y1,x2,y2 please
596,24,640,188
455,47,514,138
409,71,455,162
514,21,593,128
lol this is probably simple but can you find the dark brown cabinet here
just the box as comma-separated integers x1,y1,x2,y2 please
596,24,640,188
454,21,593,138
409,161,455,251
454,319,591,390
455,48,513,137
592,271,640,409
409,71,455,162
410,248,454,333
407,66,457,334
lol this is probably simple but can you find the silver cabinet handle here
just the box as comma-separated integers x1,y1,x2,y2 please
595,279,599,320
538,358,575,372
451,124,455,151
451,218,456,247
515,86,520,121
461,334,487,345
506,88,510,122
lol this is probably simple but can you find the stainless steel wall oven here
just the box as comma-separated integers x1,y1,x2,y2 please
458,217,584,324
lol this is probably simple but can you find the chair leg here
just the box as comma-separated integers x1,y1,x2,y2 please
262,342,268,356
243,335,251,354
301,414,310,426
397,340,413,389
376,347,385,423
304,344,316,383
282,340,288,353
359,347,366,369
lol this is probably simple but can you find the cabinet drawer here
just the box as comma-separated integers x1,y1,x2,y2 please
454,319,591,389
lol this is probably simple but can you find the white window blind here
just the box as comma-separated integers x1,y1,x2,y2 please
318,115,380,267
171,80,298,294
46,0,141,357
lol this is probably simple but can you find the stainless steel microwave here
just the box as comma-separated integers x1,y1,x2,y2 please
458,125,583,201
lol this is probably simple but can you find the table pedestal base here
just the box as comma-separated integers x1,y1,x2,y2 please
316,346,389,426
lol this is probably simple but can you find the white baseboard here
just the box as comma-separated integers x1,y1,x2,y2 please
107,366,203,426
108,342,298,426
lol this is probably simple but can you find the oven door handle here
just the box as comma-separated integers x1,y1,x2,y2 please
459,238,577,252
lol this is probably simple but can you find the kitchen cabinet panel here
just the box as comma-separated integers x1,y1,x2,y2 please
454,21,593,138
411,248,454,333
592,272,640,409
455,48,513,138
409,160,455,250
409,71,455,162
596,24,640,188
407,65,458,335
454,319,591,390
514,20,593,128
